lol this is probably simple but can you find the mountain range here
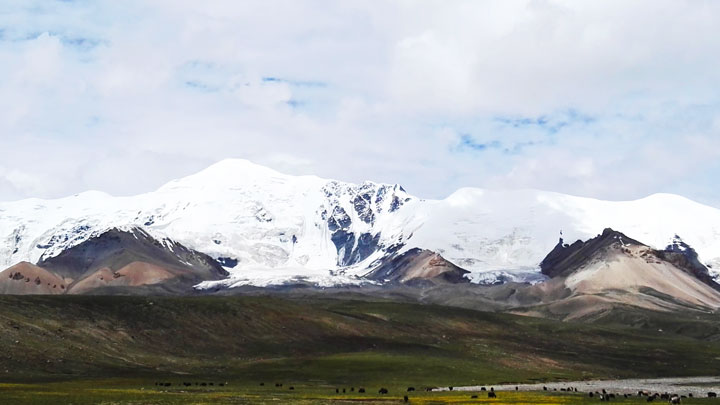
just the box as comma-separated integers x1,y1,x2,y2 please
1,159,720,310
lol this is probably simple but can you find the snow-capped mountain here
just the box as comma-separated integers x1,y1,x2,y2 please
1,159,720,288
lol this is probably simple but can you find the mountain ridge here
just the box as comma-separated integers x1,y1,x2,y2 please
2,225,720,322
2,159,720,288
1,228,228,295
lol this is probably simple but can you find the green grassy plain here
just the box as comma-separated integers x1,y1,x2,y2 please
0,295,719,403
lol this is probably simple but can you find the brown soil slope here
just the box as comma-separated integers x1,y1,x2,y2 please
365,248,470,285
69,262,177,294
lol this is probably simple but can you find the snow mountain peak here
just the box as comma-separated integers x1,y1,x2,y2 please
2,159,720,288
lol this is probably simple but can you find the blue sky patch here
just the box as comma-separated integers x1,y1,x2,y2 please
457,134,501,152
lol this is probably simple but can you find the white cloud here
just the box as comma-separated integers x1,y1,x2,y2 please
0,0,719,207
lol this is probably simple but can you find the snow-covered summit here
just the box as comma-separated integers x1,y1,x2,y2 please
158,159,316,192
1,159,720,287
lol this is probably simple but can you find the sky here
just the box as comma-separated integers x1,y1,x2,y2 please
1,1,720,207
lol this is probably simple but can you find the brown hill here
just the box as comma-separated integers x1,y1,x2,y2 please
364,248,470,286
69,262,177,294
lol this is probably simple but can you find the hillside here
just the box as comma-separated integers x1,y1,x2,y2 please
0,262,68,295
1,295,720,386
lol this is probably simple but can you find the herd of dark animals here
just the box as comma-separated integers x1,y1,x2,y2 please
584,389,713,403
150,381,719,401
150,381,718,402
584,389,716,403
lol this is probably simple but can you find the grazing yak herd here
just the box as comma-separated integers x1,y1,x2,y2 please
545,386,716,403
151,381,718,402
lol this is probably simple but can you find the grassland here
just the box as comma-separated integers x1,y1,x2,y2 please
0,294,719,403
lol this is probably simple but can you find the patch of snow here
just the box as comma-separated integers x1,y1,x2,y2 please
468,268,548,285
195,265,374,289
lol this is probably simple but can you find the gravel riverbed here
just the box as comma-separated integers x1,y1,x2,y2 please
436,376,720,397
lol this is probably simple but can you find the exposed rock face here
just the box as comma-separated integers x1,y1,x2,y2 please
656,235,720,292
320,181,410,267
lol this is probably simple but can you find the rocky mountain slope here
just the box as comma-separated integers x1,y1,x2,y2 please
1,159,720,288
509,229,720,320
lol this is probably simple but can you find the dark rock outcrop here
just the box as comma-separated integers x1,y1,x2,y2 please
657,236,720,292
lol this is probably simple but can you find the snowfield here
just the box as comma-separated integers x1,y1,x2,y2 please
1,159,720,287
